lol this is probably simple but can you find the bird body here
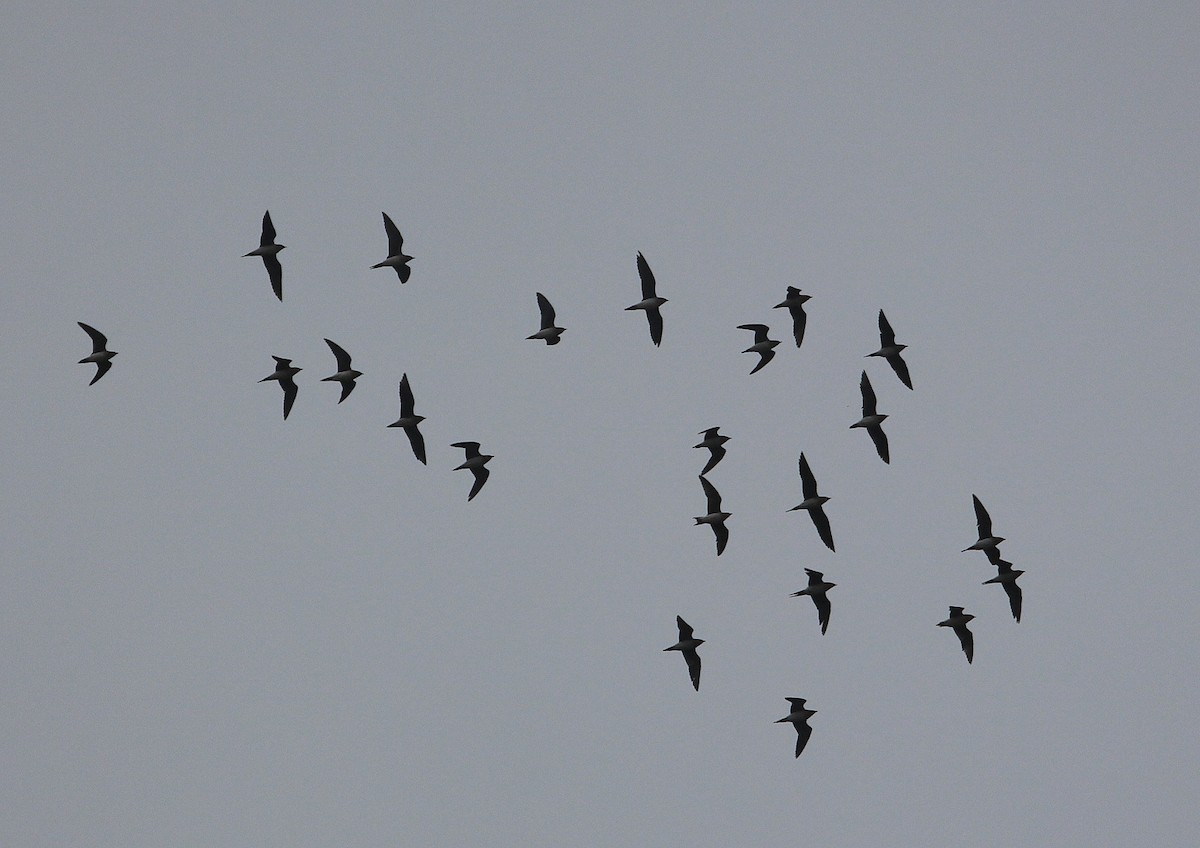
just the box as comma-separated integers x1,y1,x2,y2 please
663,616,704,691
851,370,890,463
789,453,835,551
452,441,493,500
868,310,912,389
244,210,284,301
791,568,835,634
694,475,731,555
737,323,780,374
527,292,565,344
77,322,117,385
937,606,976,663
983,559,1024,622
773,286,811,348
775,698,817,758
371,212,412,283
626,252,666,346
387,374,427,464
964,495,1005,563
320,339,362,403
259,356,301,419
694,427,730,475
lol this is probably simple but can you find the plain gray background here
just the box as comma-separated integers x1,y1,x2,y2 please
3,3,1198,845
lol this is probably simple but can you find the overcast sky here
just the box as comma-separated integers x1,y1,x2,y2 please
3,2,1199,845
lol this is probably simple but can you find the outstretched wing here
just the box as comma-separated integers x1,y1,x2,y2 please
636,251,657,300
324,338,353,372
405,423,427,465
399,374,416,418
467,466,490,501
382,212,404,256
868,424,890,464
878,309,896,347
972,495,993,538
860,370,877,416
78,322,107,352
699,475,723,514
261,210,276,246
810,505,835,552
798,453,818,500
263,254,282,301
536,292,556,328
684,648,701,691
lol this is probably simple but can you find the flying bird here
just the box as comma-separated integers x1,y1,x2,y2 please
773,286,811,348
788,453,835,552
259,356,301,420
851,370,890,464
452,441,492,501
387,374,427,465
868,309,912,389
963,494,1005,564
243,210,285,301
527,292,565,345
371,212,413,283
738,324,781,374
790,569,835,635
937,606,975,664
984,559,1024,623
663,616,704,691
775,698,817,758
626,252,667,346
694,427,730,476
320,339,362,403
694,475,731,556
77,322,116,385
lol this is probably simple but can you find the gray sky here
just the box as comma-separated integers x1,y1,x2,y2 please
3,2,1198,845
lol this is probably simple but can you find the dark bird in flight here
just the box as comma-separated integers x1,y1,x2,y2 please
775,698,817,758
259,356,301,420
984,559,1024,623
790,569,836,635
963,494,1005,564
868,309,912,390
663,616,704,691
694,427,730,476
387,374,427,465
77,322,116,385
371,212,413,283
626,252,667,346
452,441,492,501
851,370,890,464
694,475,731,556
243,210,285,301
937,606,975,664
789,453,835,552
527,292,565,345
773,286,811,348
738,323,781,374
320,339,362,403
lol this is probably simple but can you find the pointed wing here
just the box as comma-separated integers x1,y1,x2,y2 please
813,593,831,635
89,360,112,385
713,521,729,556
684,648,701,691
868,424,890,464
262,254,282,301
453,441,481,459
878,309,896,347
261,210,276,246
748,348,775,374
646,306,664,347
406,423,427,465
789,303,808,348
78,322,107,352
794,720,813,758
738,323,769,343
1003,580,1022,623
957,625,974,664
467,466,490,500
636,251,657,299
810,505,835,552
337,379,356,403
536,292,556,328
860,370,877,416
676,616,694,641
700,475,723,514
324,338,353,372
281,377,298,419
798,453,818,500
699,444,726,475
382,212,403,255
973,495,994,538
888,352,913,390
399,374,416,417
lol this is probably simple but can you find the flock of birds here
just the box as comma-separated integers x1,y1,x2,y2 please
75,210,1026,760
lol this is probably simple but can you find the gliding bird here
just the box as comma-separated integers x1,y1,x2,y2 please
77,322,116,385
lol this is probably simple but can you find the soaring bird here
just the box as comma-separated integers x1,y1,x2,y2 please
663,616,704,691
773,286,811,349
388,374,427,465
320,339,362,403
694,427,730,476
984,559,1024,623
738,324,780,374
259,356,301,420
868,309,912,390
937,606,975,664
452,441,492,501
790,569,835,635
371,212,413,283
963,494,1005,564
694,475,731,556
77,322,116,385
851,370,890,464
243,210,285,301
775,698,817,758
527,292,565,345
626,252,667,346
789,453,835,552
